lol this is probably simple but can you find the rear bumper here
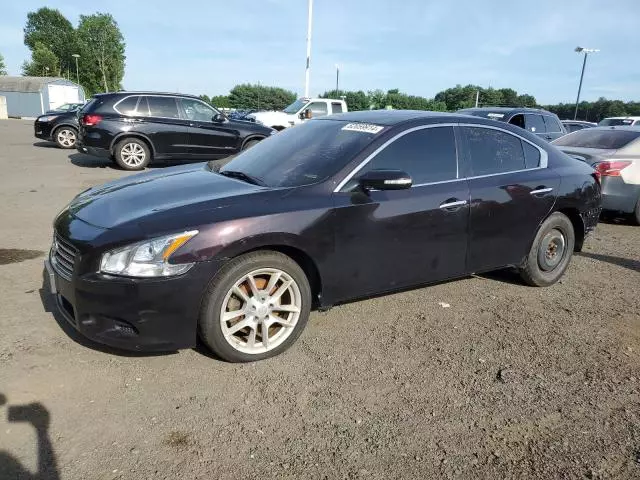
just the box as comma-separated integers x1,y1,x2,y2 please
76,141,111,158
601,177,640,213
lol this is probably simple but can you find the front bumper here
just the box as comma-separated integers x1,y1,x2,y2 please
45,253,216,352
34,121,54,140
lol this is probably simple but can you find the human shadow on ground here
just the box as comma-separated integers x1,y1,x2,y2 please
578,252,640,273
0,393,60,480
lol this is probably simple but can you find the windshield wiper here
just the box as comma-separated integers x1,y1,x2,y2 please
219,170,266,187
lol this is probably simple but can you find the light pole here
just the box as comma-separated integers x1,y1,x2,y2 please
573,46,599,120
304,0,313,97
72,54,80,85
335,64,339,95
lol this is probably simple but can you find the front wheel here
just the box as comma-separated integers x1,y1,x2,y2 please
53,127,77,149
114,138,151,170
199,251,311,362
242,139,261,151
519,212,575,287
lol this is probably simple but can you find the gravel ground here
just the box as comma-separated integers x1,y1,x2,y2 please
0,118,639,479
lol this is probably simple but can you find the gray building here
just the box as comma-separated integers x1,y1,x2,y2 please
0,76,85,118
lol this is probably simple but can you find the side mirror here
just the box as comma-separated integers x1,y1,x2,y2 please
212,113,226,123
358,169,412,191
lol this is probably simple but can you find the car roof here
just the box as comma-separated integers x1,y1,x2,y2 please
458,107,556,115
572,126,640,132
601,116,640,120
315,109,468,126
94,91,201,100
561,120,596,124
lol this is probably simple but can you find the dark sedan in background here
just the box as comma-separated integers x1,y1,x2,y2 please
561,120,597,133
553,127,640,223
76,92,275,170
46,110,601,362
34,110,80,149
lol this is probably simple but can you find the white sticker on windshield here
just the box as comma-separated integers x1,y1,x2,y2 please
487,113,505,119
342,123,384,134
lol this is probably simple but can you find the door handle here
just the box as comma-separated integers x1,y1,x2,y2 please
530,187,553,195
439,199,468,210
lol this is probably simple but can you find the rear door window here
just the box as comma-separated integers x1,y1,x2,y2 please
524,114,546,134
147,96,180,118
462,127,526,176
358,126,457,185
114,96,139,115
542,115,562,133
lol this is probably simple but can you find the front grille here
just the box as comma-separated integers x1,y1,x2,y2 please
51,234,78,280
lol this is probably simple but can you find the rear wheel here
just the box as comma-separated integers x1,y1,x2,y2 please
53,127,77,149
519,212,575,287
199,251,311,362
633,197,640,225
114,138,151,170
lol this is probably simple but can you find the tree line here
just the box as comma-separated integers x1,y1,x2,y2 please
199,83,638,122
20,7,125,95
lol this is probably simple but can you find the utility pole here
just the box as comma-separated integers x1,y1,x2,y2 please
475,90,479,108
304,0,313,98
72,54,80,85
573,47,599,120
335,64,339,95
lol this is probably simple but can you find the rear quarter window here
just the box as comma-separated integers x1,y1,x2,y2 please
543,115,562,133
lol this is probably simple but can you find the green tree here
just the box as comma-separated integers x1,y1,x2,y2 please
434,84,479,110
210,95,231,108
22,42,59,76
199,94,211,104
24,7,77,76
228,84,296,110
0,53,7,75
77,13,126,94
320,89,369,111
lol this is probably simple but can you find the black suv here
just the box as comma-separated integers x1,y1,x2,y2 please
457,107,566,141
76,92,275,170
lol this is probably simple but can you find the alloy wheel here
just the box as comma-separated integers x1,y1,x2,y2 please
57,129,76,147
120,143,146,167
219,268,302,355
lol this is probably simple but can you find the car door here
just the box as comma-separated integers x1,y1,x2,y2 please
542,115,565,141
179,98,239,157
459,125,560,272
144,96,191,156
524,113,548,141
329,125,470,301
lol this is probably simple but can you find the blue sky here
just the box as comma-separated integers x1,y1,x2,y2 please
1,0,639,104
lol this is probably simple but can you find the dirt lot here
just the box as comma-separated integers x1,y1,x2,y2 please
0,118,639,479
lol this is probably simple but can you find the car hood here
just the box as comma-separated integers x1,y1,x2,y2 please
554,146,616,166
68,163,263,229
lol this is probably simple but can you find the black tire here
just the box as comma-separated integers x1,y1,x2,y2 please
114,138,151,170
53,126,77,149
519,212,575,287
242,139,261,151
199,250,311,362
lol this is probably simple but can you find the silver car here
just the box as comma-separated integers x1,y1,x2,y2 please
553,127,640,224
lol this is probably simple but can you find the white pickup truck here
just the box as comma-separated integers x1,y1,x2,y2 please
248,98,348,130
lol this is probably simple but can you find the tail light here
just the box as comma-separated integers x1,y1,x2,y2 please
595,160,632,177
82,114,103,126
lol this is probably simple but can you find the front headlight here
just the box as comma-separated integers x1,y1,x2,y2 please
100,231,198,278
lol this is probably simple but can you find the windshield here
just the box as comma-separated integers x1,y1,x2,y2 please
220,120,383,187
598,118,635,126
283,99,308,114
553,129,640,149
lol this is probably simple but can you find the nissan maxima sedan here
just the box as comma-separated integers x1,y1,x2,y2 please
46,111,601,362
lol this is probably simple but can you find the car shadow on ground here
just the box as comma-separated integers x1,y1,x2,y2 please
0,393,60,480
476,268,525,285
578,252,640,273
68,152,114,169
33,141,57,149
38,270,176,358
